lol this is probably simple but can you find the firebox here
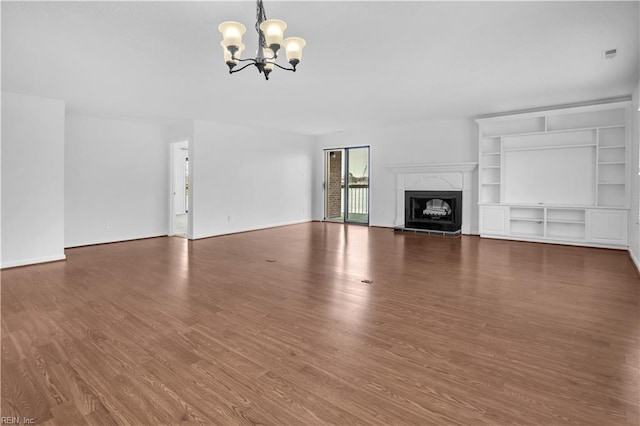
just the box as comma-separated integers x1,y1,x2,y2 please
404,190,462,232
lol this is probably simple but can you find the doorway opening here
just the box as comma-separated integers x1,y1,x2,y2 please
324,146,369,224
171,141,189,238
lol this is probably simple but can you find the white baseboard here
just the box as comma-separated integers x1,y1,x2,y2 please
480,234,628,250
628,248,640,274
192,219,312,240
1,253,67,269
64,233,167,249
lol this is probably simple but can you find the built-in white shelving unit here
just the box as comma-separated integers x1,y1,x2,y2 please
477,101,630,249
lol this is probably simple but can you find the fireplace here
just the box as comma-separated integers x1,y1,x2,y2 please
404,190,462,232
388,162,476,234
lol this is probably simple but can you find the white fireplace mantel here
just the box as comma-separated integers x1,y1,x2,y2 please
387,162,478,174
387,162,478,234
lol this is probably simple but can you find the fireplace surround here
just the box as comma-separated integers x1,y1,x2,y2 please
387,162,478,235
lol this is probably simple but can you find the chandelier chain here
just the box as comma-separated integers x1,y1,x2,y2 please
256,0,267,50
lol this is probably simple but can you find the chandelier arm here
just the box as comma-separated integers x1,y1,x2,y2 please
272,62,296,72
229,62,256,74
235,57,258,63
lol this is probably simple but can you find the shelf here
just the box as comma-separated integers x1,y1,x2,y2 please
598,181,625,185
483,152,501,156
481,116,546,137
484,130,544,138
547,219,585,224
598,162,625,165
484,125,624,139
595,125,625,130
503,143,596,153
544,125,623,133
482,138,501,153
598,184,626,207
547,108,626,131
482,165,501,169
511,218,543,223
482,182,500,186
598,145,625,150
547,208,586,224
500,203,621,209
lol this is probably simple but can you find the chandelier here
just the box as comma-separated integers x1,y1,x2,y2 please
218,0,306,80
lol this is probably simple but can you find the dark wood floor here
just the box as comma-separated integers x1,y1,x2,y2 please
2,222,639,425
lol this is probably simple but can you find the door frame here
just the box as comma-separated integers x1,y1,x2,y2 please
323,145,370,225
169,140,189,237
323,148,344,223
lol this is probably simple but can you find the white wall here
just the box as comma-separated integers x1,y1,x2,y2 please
1,92,66,267
191,121,313,239
628,80,640,268
167,120,194,144
313,118,479,231
65,115,168,247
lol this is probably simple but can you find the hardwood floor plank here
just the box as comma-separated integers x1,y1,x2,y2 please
254,370,371,425
50,402,87,426
47,362,100,417
2,332,28,364
1,360,53,423
2,223,638,424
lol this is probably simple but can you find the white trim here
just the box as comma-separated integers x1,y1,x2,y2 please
64,233,166,249
476,100,631,123
479,202,627,210
629,248,640,272
482,234,627,250
387,162,477,174
191,219,312,240
2,254,67,269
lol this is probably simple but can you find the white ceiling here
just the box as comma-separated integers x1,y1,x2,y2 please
2,1,638,135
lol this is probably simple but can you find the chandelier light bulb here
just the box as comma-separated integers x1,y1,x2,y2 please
259,19,287,49
282,37,306,64
218,21,246,47
263,48,275,71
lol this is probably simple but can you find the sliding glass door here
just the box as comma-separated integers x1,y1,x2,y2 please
345,147,369,223
324,147,369,224
325,149,344,222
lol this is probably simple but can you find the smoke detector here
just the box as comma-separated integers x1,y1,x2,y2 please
602,49,617,60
